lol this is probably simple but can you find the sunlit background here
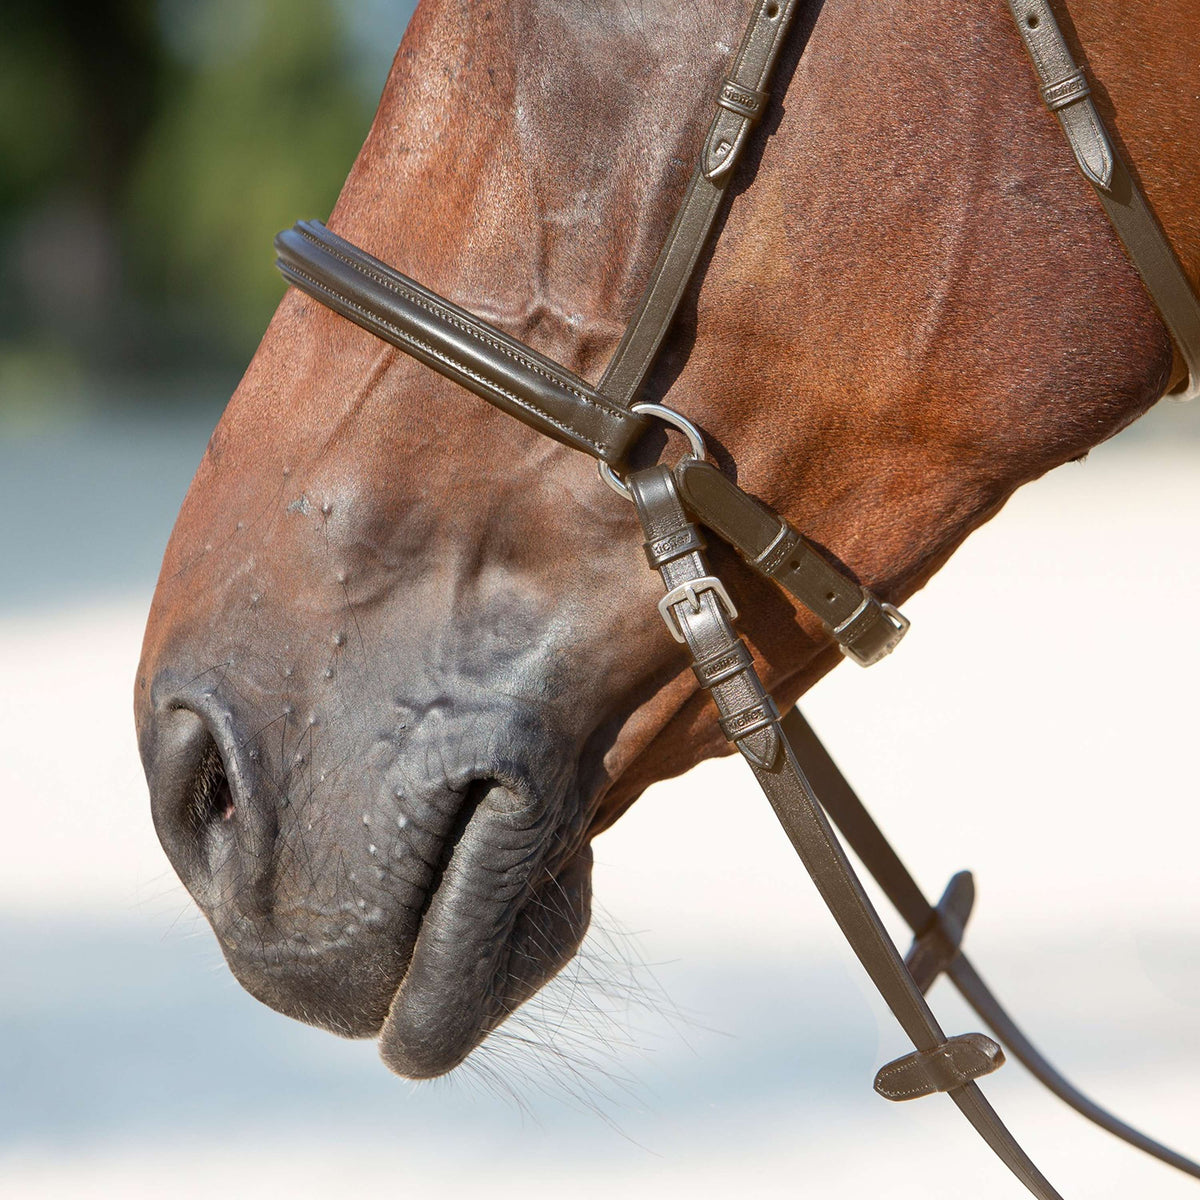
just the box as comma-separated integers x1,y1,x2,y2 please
3,3,1199,1198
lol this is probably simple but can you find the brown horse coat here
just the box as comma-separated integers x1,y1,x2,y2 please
136,0,1199,1076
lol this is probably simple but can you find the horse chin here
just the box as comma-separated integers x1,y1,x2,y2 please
192,815,592,1076
378,798,593,1079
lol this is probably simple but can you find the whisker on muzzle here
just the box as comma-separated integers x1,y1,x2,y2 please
444,902,700,1132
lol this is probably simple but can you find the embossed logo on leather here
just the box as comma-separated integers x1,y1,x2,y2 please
705,652,741,675
719,82,764,117
726,705,767,732
651,530,694,559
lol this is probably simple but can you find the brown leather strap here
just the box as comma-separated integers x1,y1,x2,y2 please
739,740,1059,1199
629,464,1064,1200
598,0,807,406
1008,0,1200,401
779,705,1200,1181
274,0,810,464
632,465,780,768
674,458,908,666
275,221,647,464
1097,162,1200,401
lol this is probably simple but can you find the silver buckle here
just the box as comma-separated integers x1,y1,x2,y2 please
838,600,910,667
657,575,738,643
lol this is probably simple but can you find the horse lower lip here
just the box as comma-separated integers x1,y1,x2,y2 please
376,782,578,1078
380,785,526,1075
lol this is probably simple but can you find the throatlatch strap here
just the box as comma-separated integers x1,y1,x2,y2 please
1007,0,1200,401
599,0,807,407
629,464,1063,1200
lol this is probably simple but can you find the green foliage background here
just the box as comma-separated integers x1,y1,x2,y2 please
0,0,413,412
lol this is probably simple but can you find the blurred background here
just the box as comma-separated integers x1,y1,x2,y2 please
2,3,1199,1198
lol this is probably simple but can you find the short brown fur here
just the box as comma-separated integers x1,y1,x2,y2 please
136,0,1198,1074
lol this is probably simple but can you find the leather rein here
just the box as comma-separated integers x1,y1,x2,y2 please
272,1,1200,1194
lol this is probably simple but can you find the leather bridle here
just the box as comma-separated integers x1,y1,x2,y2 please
272,1,1200,1194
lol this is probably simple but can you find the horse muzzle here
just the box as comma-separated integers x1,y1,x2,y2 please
138,671,593,1072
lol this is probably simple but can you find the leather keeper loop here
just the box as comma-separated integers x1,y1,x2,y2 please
904,871,975,995
692,641,754,689
754,525,802,576
833,592,908,666
718,78,768,120
718,696,780,744
644,523,706,569
833,594,882,643
1040,69,1090,110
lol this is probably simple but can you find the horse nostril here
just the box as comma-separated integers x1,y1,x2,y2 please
187,737,235,828
143,704,263,907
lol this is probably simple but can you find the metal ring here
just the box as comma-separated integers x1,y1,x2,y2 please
598,402,708,500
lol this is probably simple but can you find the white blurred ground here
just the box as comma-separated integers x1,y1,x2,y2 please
2,411,1199,1199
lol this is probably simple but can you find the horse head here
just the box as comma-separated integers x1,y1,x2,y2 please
136,0,1197,1079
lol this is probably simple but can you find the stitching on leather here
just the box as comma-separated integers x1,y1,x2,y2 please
281,265,610,457
876,1057,955,1098
878,1075,931,1100
292,226,633,424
